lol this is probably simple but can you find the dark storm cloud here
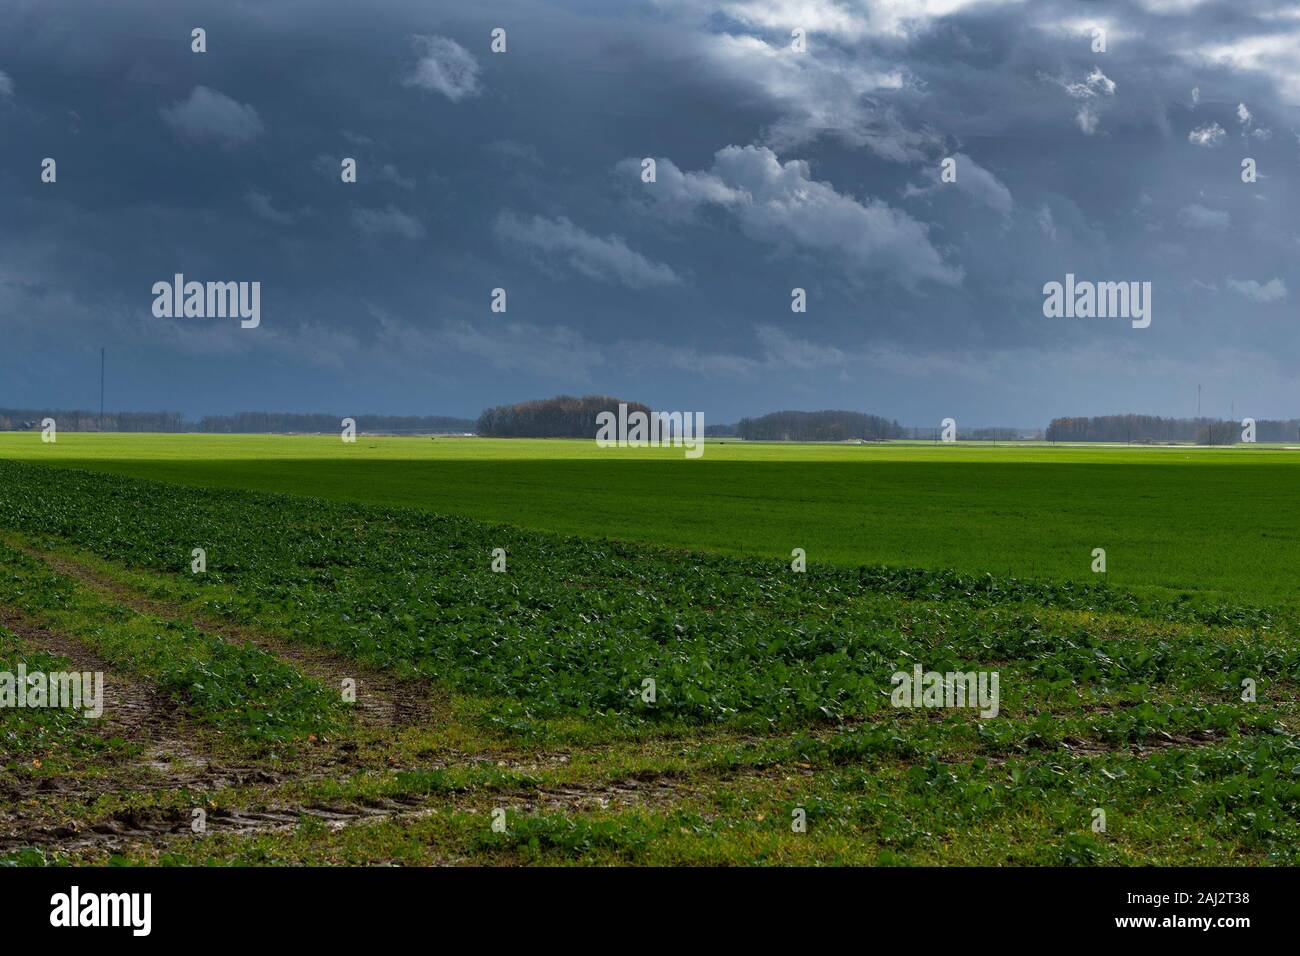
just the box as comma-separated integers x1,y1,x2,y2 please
1,0,1297,424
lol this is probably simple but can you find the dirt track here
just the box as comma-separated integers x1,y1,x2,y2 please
13,543,439,729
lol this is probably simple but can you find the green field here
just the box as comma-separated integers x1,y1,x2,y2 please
1,433,1298,606
0,435,1297,866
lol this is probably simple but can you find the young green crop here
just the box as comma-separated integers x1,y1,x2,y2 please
0,460,1292,736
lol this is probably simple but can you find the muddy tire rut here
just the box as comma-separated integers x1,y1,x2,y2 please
0,599,695,858
0,602,427,852
19,544,438,730
0,796,434,855
0,776,697,857
0,606,208,776
0,607,287,816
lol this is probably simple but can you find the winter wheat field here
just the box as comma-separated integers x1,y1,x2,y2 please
2,434,1298,867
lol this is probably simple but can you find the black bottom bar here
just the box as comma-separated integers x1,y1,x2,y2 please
0,866,1274,941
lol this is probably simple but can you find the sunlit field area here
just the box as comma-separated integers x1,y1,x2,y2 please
1,434,1298,866
3,433,1299,606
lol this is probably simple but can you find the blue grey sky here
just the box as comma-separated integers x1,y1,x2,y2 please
1,0,1297,425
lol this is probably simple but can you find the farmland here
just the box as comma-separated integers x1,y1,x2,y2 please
0,436,1298,865
2,433,1299,606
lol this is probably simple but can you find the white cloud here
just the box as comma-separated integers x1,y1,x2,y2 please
495,212,683,288
1191,85,1200,106
1043,67,1115,135
161,86,264,147
1177,203,1229,229
1137,0,1212,11
1067,67,1116,98
677,0,1027,41
1188,121,1225,146
403,36,481,102
1226,277,1287,303
1039,16,1136,45
623,145,960,288
1043,66,1116,100
0,70,13,98
702,33,929,157
717,0,872,39
903,152,1013,217
1195,32,1300,105
1231,102,1272,139
352,205,425,240
629,154,747,210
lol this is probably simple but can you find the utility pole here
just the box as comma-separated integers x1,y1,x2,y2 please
99,348,105,432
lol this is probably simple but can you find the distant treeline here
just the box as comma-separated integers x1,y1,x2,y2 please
1046,415,1300,444
964,427,1030,441
476,403,1031,441
0,408,187,432
8,403,1298,444
0,408,473,434
900,425,1036,441
197,412,474,434
737,410,903,442
476,395,652,438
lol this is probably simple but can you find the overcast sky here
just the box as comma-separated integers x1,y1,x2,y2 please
2,0,1298,425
